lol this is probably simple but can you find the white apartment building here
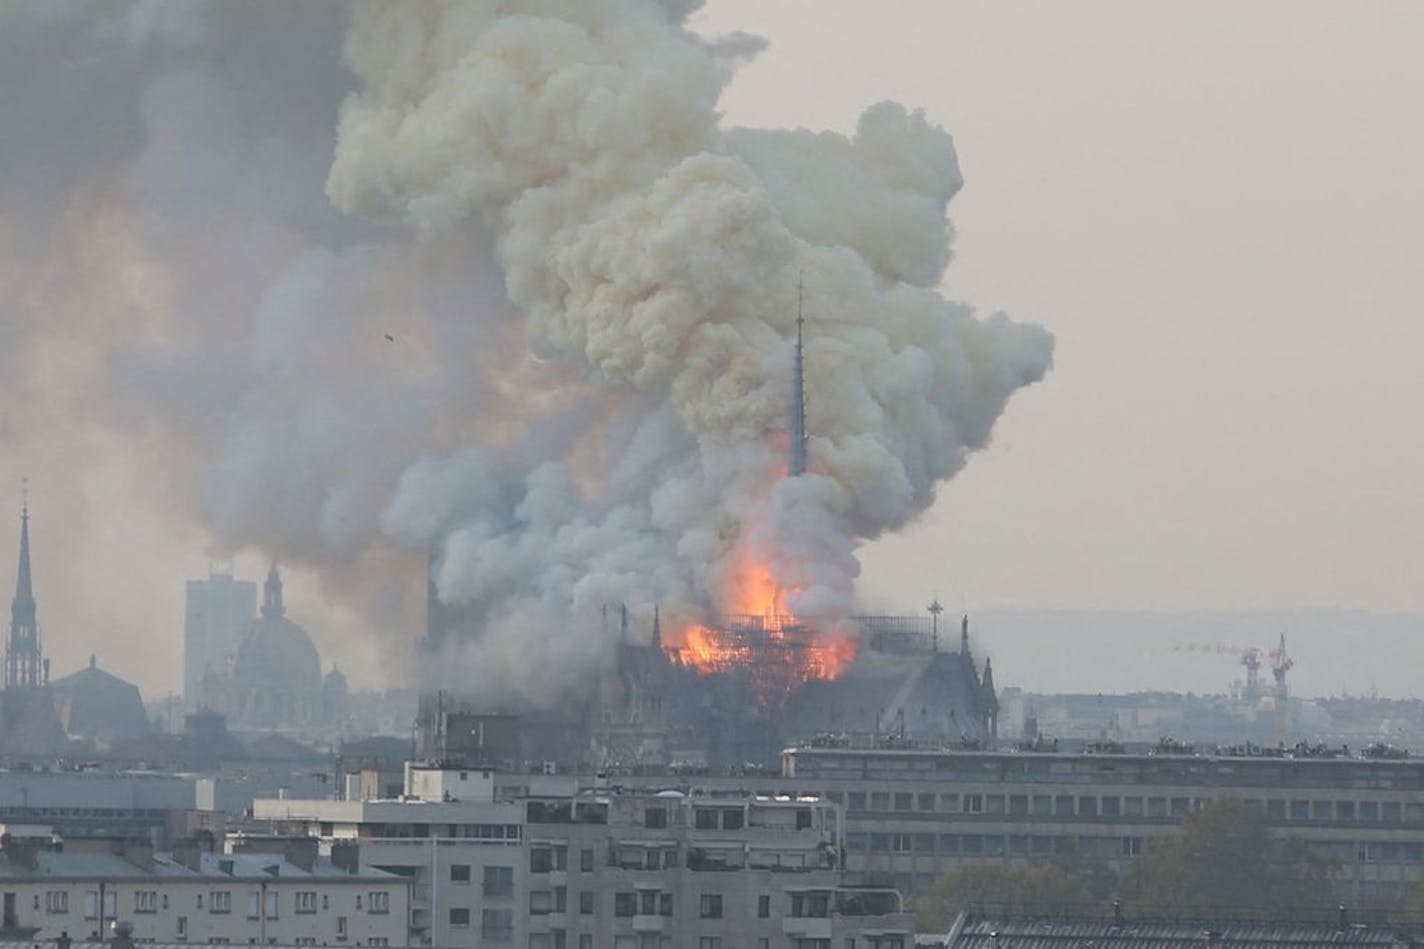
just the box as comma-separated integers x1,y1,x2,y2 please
252,765,915,948
0,830,409,945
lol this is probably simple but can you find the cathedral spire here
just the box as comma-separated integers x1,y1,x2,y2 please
6,495,43,689
651,603,662,651
261,564,285,619
789,276,809,478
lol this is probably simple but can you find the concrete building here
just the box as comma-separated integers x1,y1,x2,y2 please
183,571,256,713
0,827,409,945
644,741,1424,907
253,765,916,948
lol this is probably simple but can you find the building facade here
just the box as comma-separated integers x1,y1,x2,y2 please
0,832,409,946
254,766,916,948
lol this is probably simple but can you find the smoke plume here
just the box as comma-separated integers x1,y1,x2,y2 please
0,0,1050,701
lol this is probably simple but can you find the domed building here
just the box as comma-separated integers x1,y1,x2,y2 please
213,566,324,731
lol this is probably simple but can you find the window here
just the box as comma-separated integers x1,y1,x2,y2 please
368,891,390,915
210,891,232,915
132,891,157,915
481,909,513,938
699,894,723,919
336,916,347,939
532,847,554,872
964,794,984,813
645,808,668,828
450,863,471,883
370,940,388,947
722,809,744,830
847,792,866,811
265,891,278,919
531,890,554,915
616,892,637,917
247,891,261,919
1078,796,1099,817
85,891,117,919
758,894,770,918
177,917,188,940
894,793,913,811
580,891,594,914
483,865,514,897
579,937,593,949
295,891,317,915
449,907,470,927
699,939,722,949
917,793,936,811
580,848,594,872
659,893,673,916
870,792,890,811
45,891,68,914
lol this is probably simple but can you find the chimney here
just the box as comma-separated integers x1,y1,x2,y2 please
284,837,318,872
330,841,360,875
1,834,38,871
170,835,210,872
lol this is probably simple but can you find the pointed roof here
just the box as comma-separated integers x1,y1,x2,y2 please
981,657,999,713
261,564,285,619
11,501,35,631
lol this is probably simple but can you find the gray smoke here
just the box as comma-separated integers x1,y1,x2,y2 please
0,0,1050,700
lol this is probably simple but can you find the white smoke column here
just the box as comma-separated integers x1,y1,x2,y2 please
335,0,1053,698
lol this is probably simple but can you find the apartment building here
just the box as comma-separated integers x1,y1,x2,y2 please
253,765,916,948
0,829,408,945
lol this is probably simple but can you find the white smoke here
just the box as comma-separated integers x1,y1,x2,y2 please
331,0,1053,700
0,0,1049,701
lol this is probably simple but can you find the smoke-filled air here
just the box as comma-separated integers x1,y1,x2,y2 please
0,0,1050,702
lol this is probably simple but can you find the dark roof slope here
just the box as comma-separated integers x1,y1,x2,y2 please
944,914,1424,949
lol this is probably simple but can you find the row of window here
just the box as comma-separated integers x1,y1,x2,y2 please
849,832,1143,859
39,889,391,917
819,789,1424,824
846,830,1424,865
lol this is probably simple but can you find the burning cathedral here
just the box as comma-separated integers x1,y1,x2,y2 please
416,306,1001,772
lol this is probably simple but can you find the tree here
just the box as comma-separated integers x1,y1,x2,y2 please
914,861,1098,932
1132,797,1337,917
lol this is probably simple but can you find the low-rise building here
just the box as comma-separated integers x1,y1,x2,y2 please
0,828,408,945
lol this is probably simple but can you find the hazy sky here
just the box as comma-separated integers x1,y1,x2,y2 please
1,2,1421,701
691,1,1424,615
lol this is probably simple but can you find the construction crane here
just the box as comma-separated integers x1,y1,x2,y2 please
1172,642,1265,702
1269,634,1293,747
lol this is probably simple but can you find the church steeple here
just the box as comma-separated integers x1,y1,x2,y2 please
651,604,662,651
6,497,44,689
261,564,285,619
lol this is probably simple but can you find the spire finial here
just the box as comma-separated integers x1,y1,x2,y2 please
928,598,944,651
261,563,285,619
789,273,808,478
961,613,970,655
651,603,662,650
6,489,42,689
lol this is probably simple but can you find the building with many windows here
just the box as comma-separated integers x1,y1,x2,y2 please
253,765,915,948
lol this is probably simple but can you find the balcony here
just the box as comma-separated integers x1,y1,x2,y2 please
784,916,832,940
632,915,665,932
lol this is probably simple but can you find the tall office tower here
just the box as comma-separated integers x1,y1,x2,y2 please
183,571,255,711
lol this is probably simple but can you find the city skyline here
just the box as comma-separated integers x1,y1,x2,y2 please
1,2,1422,702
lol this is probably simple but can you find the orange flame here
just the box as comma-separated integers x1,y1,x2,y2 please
669,557,857,712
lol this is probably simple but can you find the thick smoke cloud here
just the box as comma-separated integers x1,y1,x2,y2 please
0,0,1050,701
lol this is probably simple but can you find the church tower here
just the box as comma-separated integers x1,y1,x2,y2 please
5,499,45,689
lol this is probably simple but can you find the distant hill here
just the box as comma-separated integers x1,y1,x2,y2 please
967,609,1424,700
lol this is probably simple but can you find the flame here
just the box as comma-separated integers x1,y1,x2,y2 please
669,556,857,712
